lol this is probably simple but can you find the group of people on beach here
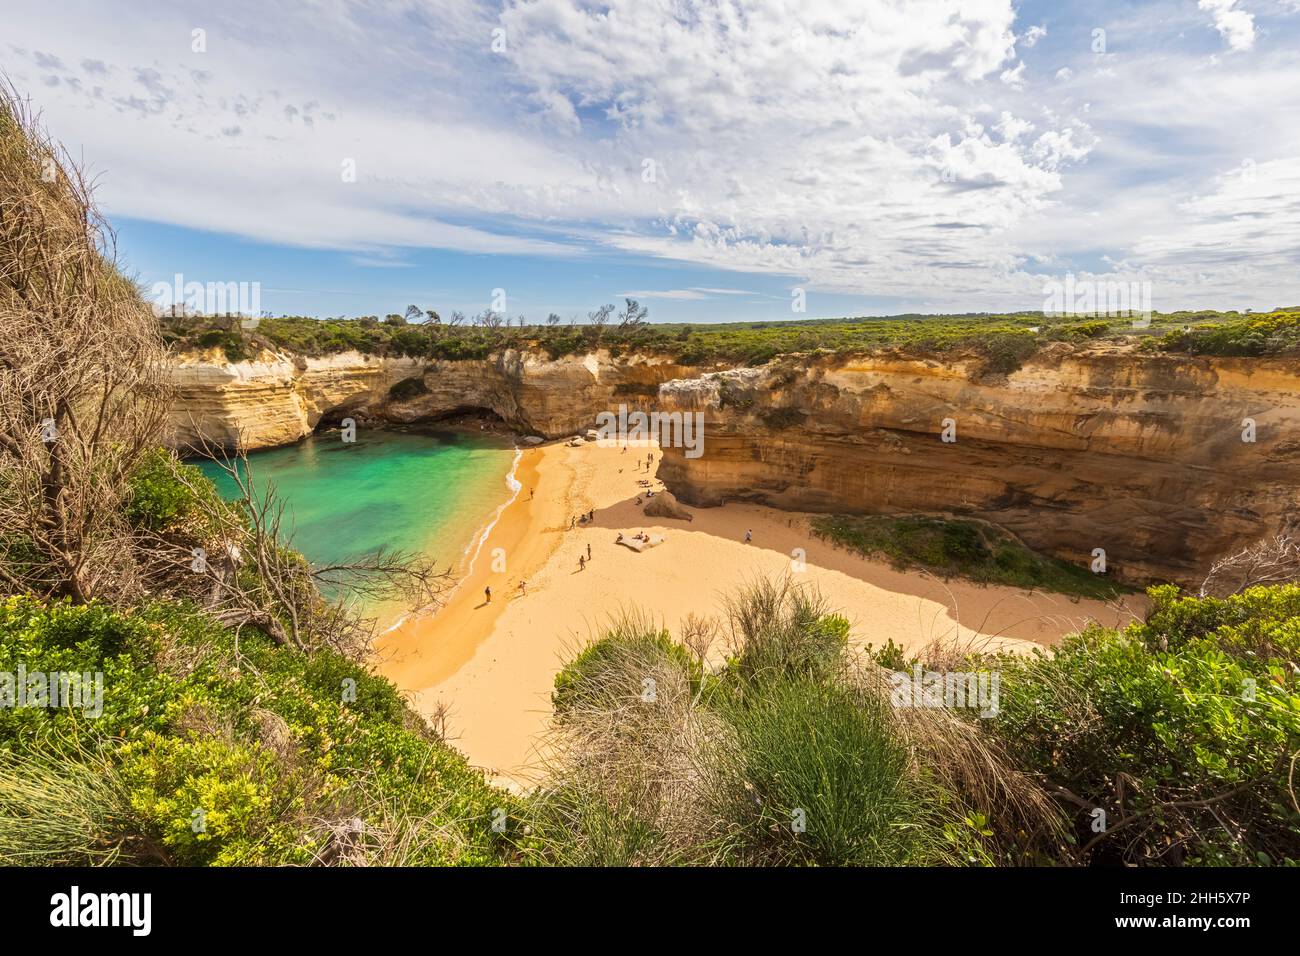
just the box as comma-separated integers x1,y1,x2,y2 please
480,449,672,606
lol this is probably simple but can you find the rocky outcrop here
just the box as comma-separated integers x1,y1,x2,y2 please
166,347,694,449
643,490,693,521
165,343,1300,585
651,345,1300,586
167,349,426,450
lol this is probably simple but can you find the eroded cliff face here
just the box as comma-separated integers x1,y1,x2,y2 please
165,347,696,449
166,344,1300,585
652,345,1300,586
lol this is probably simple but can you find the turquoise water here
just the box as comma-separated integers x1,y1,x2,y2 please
196,429,517,577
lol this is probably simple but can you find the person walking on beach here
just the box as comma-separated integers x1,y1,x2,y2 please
530,487,535,500
579,555,586,571
518,580,527,596
744,529,752,543
586,543,592,561
484,585,492,604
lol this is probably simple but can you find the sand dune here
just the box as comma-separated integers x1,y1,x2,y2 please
374,440,1147,789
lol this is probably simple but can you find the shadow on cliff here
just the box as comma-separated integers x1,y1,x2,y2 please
585,491,1147,648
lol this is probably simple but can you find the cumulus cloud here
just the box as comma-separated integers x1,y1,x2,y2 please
1199,0,1256,52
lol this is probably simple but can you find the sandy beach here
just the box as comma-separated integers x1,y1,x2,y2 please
374,440,1147,789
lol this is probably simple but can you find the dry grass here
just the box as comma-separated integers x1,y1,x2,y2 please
0,742,153,865
0,80,171,603
527,611,728,865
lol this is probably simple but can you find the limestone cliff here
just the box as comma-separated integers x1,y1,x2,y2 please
652,346,1300,586
165,344,1300,585
166,347,693,448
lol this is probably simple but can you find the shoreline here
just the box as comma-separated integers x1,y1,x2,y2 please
382,442,524,635
373,440,1149,789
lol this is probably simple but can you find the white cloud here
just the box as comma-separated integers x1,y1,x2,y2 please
1000,61,1027,88
1020,24,1047,48
617,289,709,300
1199,0,1256,52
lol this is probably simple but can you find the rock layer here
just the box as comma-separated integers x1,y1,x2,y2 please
165,343,1300,585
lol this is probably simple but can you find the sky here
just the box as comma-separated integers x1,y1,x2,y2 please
4,0,1300,323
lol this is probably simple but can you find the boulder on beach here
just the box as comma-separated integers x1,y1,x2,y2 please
643,491,692,521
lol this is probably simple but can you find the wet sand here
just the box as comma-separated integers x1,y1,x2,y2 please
373,440,1146,789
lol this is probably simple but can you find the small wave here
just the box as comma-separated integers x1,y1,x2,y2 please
463,445,524,575
382,444,523,633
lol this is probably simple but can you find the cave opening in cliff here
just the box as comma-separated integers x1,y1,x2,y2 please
312,404,514,436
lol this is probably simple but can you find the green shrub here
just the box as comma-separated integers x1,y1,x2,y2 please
811,515,1123,598
0,596,519,866
724,577,849,685
710,679,957,865
988,592,1300,865
1131,583,1300,664
980,329,1039,374
1061,319,1111,339
552,621,702,715
125,448,223,531
118,733,311,866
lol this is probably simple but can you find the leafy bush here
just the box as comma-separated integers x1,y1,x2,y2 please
1132,583,1300,663
988,588,1300,865
0,597,520,866
980,329,1039,374
125,448,223,531
1152,311,1300,356
1059,319,1112,339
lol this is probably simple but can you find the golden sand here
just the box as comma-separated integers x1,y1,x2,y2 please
374,440,1146,789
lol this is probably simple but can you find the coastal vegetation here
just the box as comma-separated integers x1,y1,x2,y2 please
810,515,1126,600
160,307,1300,371
0,87,521,866
530,576,1300,866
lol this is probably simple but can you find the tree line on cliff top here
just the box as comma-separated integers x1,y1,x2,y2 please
162,302,1300,371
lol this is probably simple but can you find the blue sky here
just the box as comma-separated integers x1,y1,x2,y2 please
6,0,1300,322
